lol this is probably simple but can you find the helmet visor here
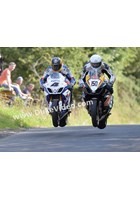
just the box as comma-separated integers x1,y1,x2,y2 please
52,64,61,71
91,62,101,68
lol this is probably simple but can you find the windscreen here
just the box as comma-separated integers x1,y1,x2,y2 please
50,72,60,79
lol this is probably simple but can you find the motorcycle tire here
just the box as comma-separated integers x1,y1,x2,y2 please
59,115,68,127
98,118,107,129
51,101,59,127
89,99,99,127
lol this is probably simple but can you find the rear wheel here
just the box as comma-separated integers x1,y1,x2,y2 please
51,101,58,127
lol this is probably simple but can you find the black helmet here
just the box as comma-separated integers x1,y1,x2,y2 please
52,57,62,71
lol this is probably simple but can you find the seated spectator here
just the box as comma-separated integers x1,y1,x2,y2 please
23,83,35,96
0,63,30,101
0,62,16,92
13,76,29,100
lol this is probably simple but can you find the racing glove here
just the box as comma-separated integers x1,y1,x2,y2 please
67,84,73,91
79,79,85,88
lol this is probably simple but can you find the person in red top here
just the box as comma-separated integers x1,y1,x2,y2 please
0,62,16,91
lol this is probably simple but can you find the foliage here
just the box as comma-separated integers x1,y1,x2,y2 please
0,47,140,128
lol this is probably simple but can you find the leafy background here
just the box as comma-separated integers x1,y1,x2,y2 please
0,47,140,128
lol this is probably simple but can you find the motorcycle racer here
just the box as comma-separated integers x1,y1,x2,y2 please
79,54,116,113
40,57,76,89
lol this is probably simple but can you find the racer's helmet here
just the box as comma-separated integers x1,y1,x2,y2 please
89,54,102,68
52,57,62,71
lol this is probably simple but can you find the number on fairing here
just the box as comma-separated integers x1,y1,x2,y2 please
91,81,98,86
89,79,100,91
51,82,59,87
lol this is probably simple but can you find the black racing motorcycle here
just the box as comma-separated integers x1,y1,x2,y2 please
83,71,113,129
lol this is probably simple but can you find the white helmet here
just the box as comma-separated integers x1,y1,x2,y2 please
89,54,102,68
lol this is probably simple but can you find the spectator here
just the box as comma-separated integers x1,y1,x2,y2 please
13,76,29,100
23,83,35,96
0,62,16,91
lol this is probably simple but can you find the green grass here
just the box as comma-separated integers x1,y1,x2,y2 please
0,96,140,129
0,101,52,129
68,103,140,126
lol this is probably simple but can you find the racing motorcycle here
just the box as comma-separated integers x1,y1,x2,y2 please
83,70,113,129
43,72,72,127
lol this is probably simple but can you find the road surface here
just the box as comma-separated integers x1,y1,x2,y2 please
0,125,140,152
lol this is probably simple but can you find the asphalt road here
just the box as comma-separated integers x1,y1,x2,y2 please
0,125,140,152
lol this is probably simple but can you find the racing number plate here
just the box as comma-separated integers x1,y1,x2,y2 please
88,79,100,92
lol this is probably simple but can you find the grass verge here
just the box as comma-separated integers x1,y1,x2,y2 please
0,98,140,129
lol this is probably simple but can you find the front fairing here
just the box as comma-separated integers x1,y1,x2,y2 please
43,72,71,106
43,72,68,95
84,70,107,97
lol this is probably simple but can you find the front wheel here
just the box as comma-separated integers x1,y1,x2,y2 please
89,99,99,127
59,115,68,127
98,118,107,129
51,101,58,127
98,112,111,129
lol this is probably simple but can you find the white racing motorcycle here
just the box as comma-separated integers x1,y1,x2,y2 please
43,72,72,127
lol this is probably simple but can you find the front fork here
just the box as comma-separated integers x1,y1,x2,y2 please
48,98,63,113
48,100,70,120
